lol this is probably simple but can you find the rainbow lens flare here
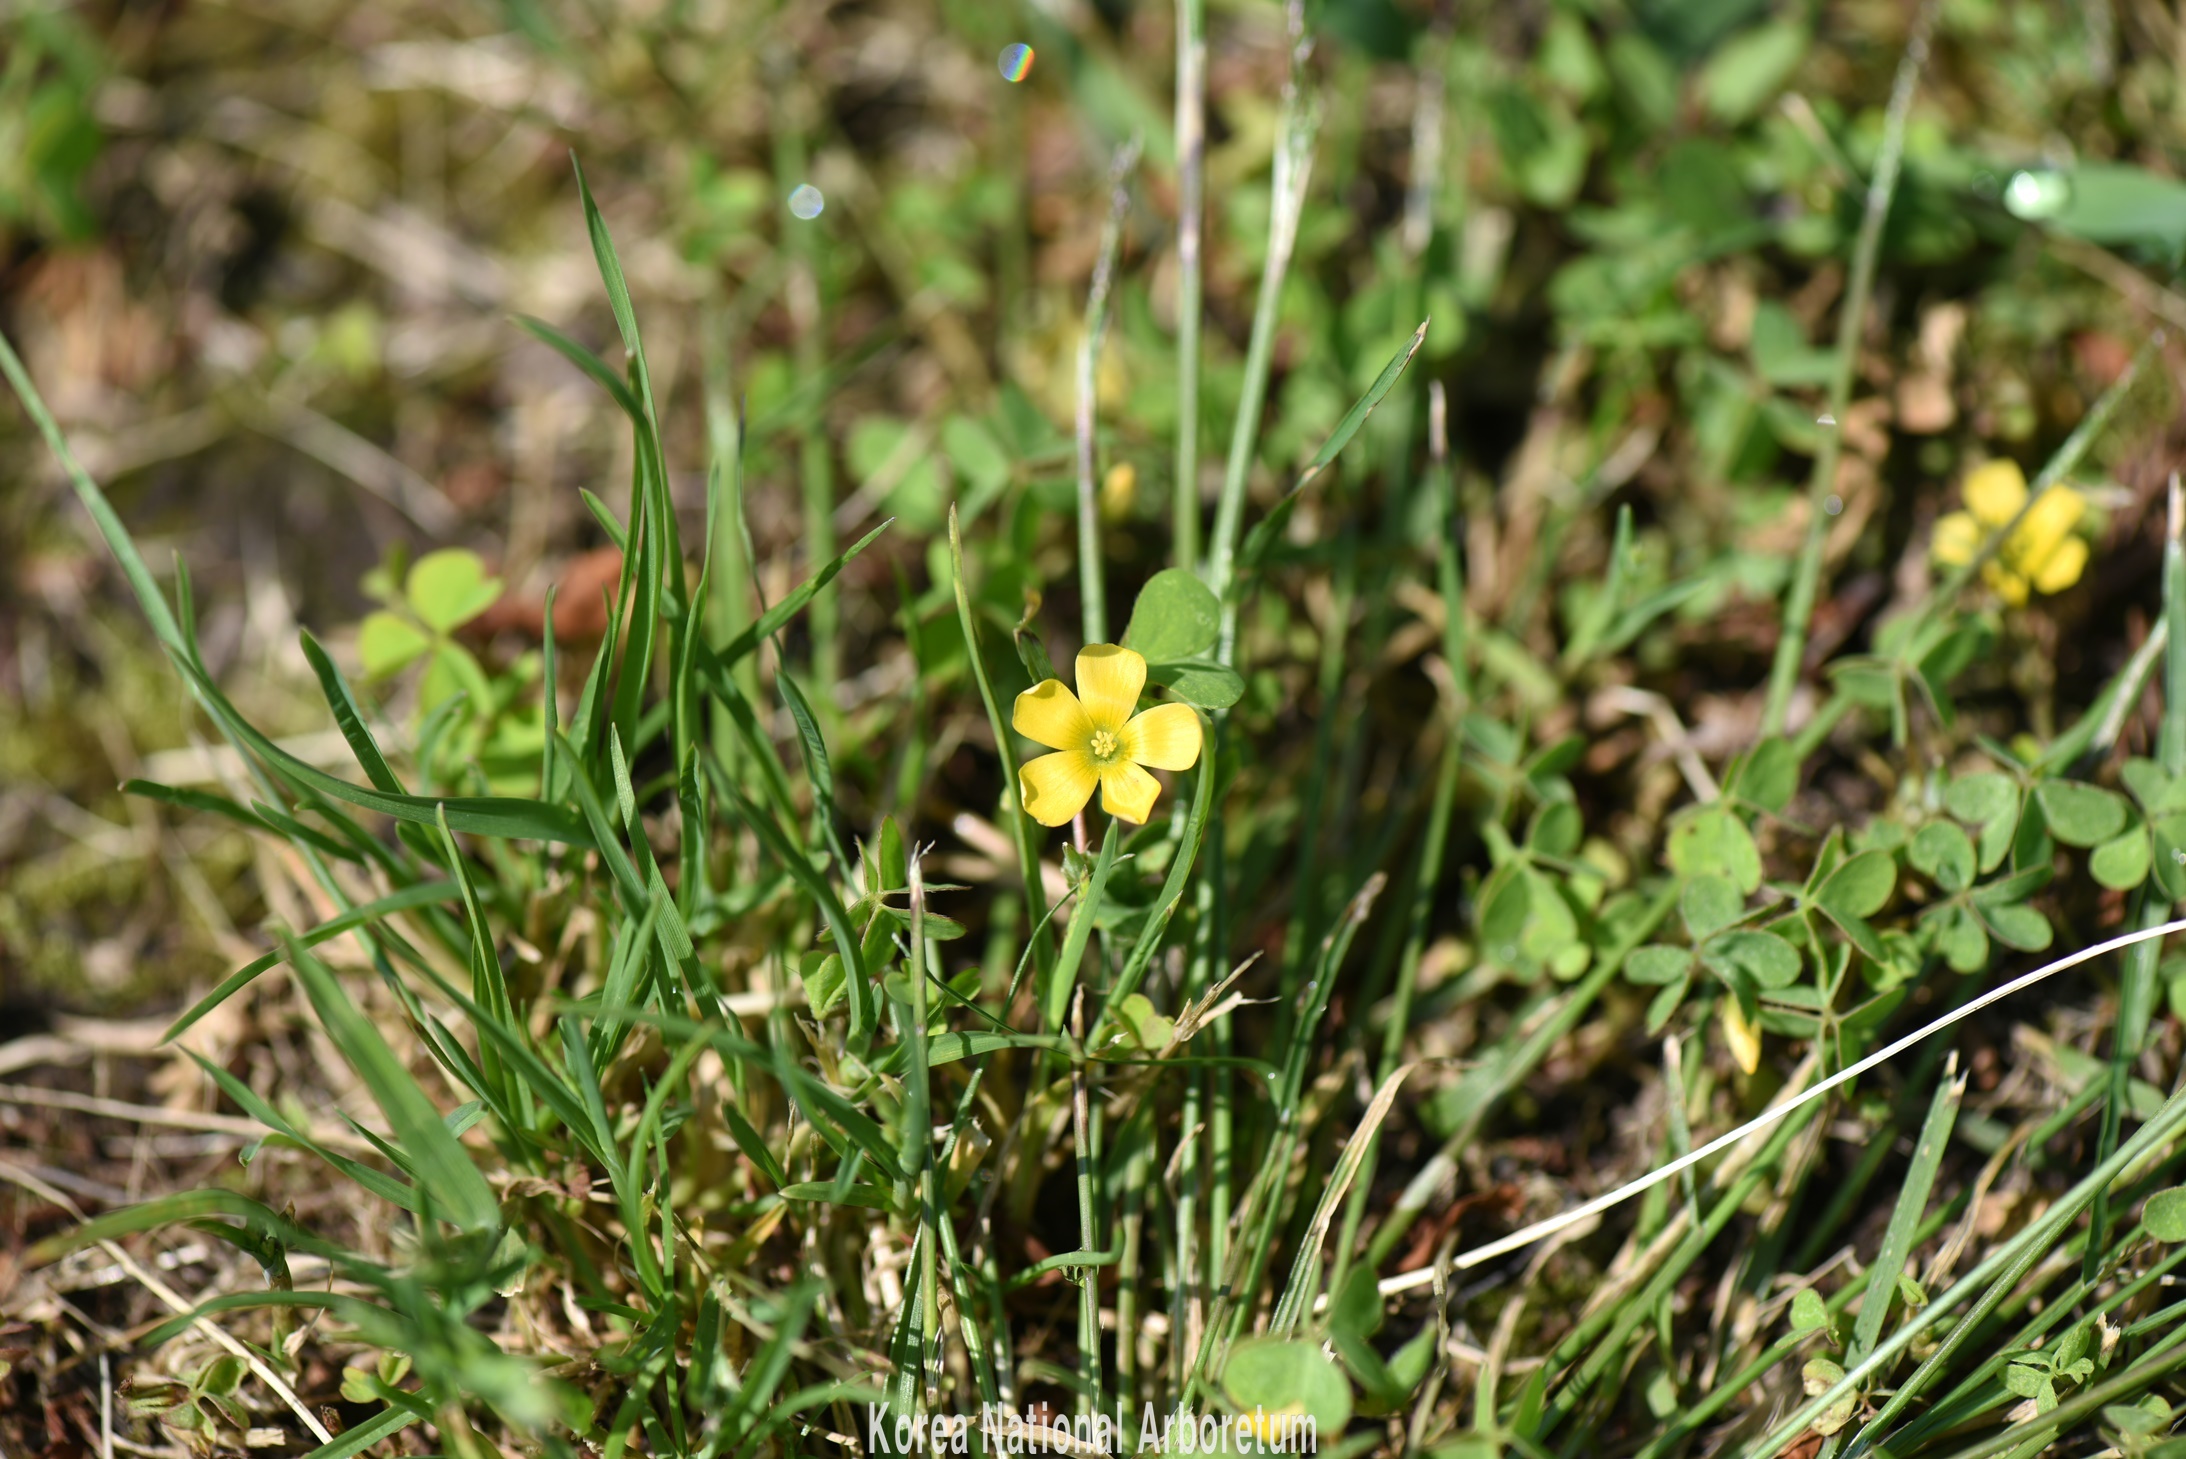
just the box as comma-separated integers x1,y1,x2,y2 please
998,43,1034,83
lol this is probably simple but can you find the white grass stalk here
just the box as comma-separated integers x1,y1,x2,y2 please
1378,915,2186,1294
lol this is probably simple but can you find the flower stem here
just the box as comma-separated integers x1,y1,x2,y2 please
1173,0,1206,574
1207,3,1315,626
1077,142,1139,647
1760,0,1936,737
1045,820,1120,1037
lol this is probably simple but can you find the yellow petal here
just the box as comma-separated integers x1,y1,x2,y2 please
1100,461,1137,520
2009,486,2084,567
1930,511,1980,568
1075,643,1146,729
1720,997,1761,1076
1962,459,2027,527
1013,679,1091,751
1020,751,1098,827
1981,561,2030,607
2029,535,2089,595
1099,761,1162,824
1124,702,1203,772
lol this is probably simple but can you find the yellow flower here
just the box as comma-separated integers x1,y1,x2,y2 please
1930,458,2088,606
1100,461,1137,521
1720,996,1761,1076
1013,644,1203,827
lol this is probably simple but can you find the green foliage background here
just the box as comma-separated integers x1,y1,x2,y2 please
9,1,2186,1457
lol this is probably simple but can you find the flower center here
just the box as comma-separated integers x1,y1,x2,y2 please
1087,727,1122,765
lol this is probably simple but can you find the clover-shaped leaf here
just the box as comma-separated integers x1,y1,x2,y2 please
1644,979,1688,1036
1978,901,2053,952
1729,738,1799,813
1221,1338,1353,1437
2153,815,2186,900
358,611,433,677
2144,1186,2186,1241
1703,929,1801,990
2093,825,2153,891
1816,851,1894,920
1113,993,1176,1053
1123,568,1221,663
2122,758,2183,815
1680,874,1744,941
2102,1397,2171,1439
406,548,503,634
2035,779,2129,848
1909,821,1975,894
1668,806,1763,894
1145,659,1245,709
1627,945,1695,984
1801,1353,1856,1435
1945,772,2021,872
1926,904,1989,974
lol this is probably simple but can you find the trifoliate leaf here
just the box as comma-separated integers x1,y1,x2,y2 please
405,548,503,634
2143,1186,2186,1241
1643,976,1689,1036
1945,772,2019,826
1703,929,1802,990
2092,825,2153,891
1123,568,1222,663
1979,901,2053,952
1909,821,1976,894
2035,780,2130,847
1112,993,1176,1053
1221,1338,1353,1435
1680,874,1744,941
358,611,432,677
1626,945,1695,985
1144,659,1244,709
1789,1288,1831,1334
800,951,846,1017
1668,806,1763,893
1730,738,1800,813
1816,851,1895,920
1801,1355,1845,1394
1930,904,1989,974
2154,815,2186,900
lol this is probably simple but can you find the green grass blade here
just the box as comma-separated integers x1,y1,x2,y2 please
725,783,875,1046
281,935,501,1233
1846,1057,1965,1365
705,518,893,673
297,630,406,794
297,1405,419,1459
0,325,186,657
515,314,642,421
1236,320,1428,580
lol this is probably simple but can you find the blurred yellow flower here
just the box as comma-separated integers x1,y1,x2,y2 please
1930,458,2088,606
1013,644,1202,827
1100,461,1137,521
1721,996,1761,1076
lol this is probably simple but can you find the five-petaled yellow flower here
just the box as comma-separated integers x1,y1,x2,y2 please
1014,644,1202,827
1930,458,2089,607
